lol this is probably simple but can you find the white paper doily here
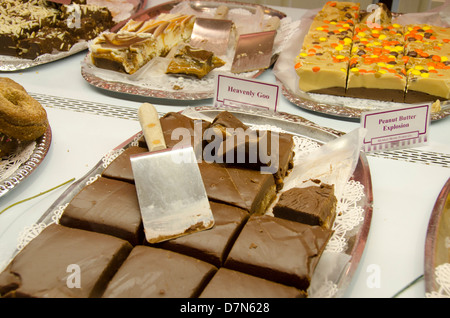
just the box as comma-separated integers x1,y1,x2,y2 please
426,263,450,298
0,142,36,181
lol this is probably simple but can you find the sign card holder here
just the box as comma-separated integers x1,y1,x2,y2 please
361,104,430,152
213,73,280,112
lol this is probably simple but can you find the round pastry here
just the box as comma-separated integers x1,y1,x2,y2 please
0,77,26,92
0,79,48,157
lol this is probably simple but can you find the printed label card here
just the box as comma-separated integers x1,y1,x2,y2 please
361,104,431,152
213,73,281,112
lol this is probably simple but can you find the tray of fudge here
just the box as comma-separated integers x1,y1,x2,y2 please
0,106,373,298
424,177,450,297
273,1,450,121
80,0,294,100
0,0,147,71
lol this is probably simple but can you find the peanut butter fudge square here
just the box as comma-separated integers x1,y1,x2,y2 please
295,51,349,96
403,24,450,102
199,268,306,298
224,215,332,291
405,59,450,103
59,176,143,245
158,201,249,267
0,224,132,298
102,246,217,298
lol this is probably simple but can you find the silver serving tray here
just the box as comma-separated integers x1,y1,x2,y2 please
281,82,450,122
425,177,450,296
18,106,372,298
0,0,147,72
81,0,287,100
0,126,52,198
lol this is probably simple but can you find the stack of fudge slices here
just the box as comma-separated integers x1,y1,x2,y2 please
89,14,196,75
0,0,114,60
295,1,450,103
0,111,339,298
88,13,226,78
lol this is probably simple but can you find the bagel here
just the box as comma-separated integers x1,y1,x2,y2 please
0,78,48,157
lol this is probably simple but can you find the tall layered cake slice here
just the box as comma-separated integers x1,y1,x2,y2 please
404,24,450,102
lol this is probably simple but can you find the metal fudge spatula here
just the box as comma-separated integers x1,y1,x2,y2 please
131,103,214,244
231,16,281,74
189,5,233,56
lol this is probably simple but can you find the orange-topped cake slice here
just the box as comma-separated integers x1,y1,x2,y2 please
313,1,360,22
295,2,358,96
346,22,407,102
346,54,407,102
403,24,450,102
295,51,349,96
405,57,450,103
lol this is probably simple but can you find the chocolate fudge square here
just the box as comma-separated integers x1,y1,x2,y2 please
0,224,132,298
224,215,332,291
208,110,249,140
59,176,143,245
273,184,337,229
198,161,276,214
199,268,306,298
215,130,294,189
102,246,217,298
159,112,210,150
208,111,294,189
158,201,248,267
102,146,148,183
